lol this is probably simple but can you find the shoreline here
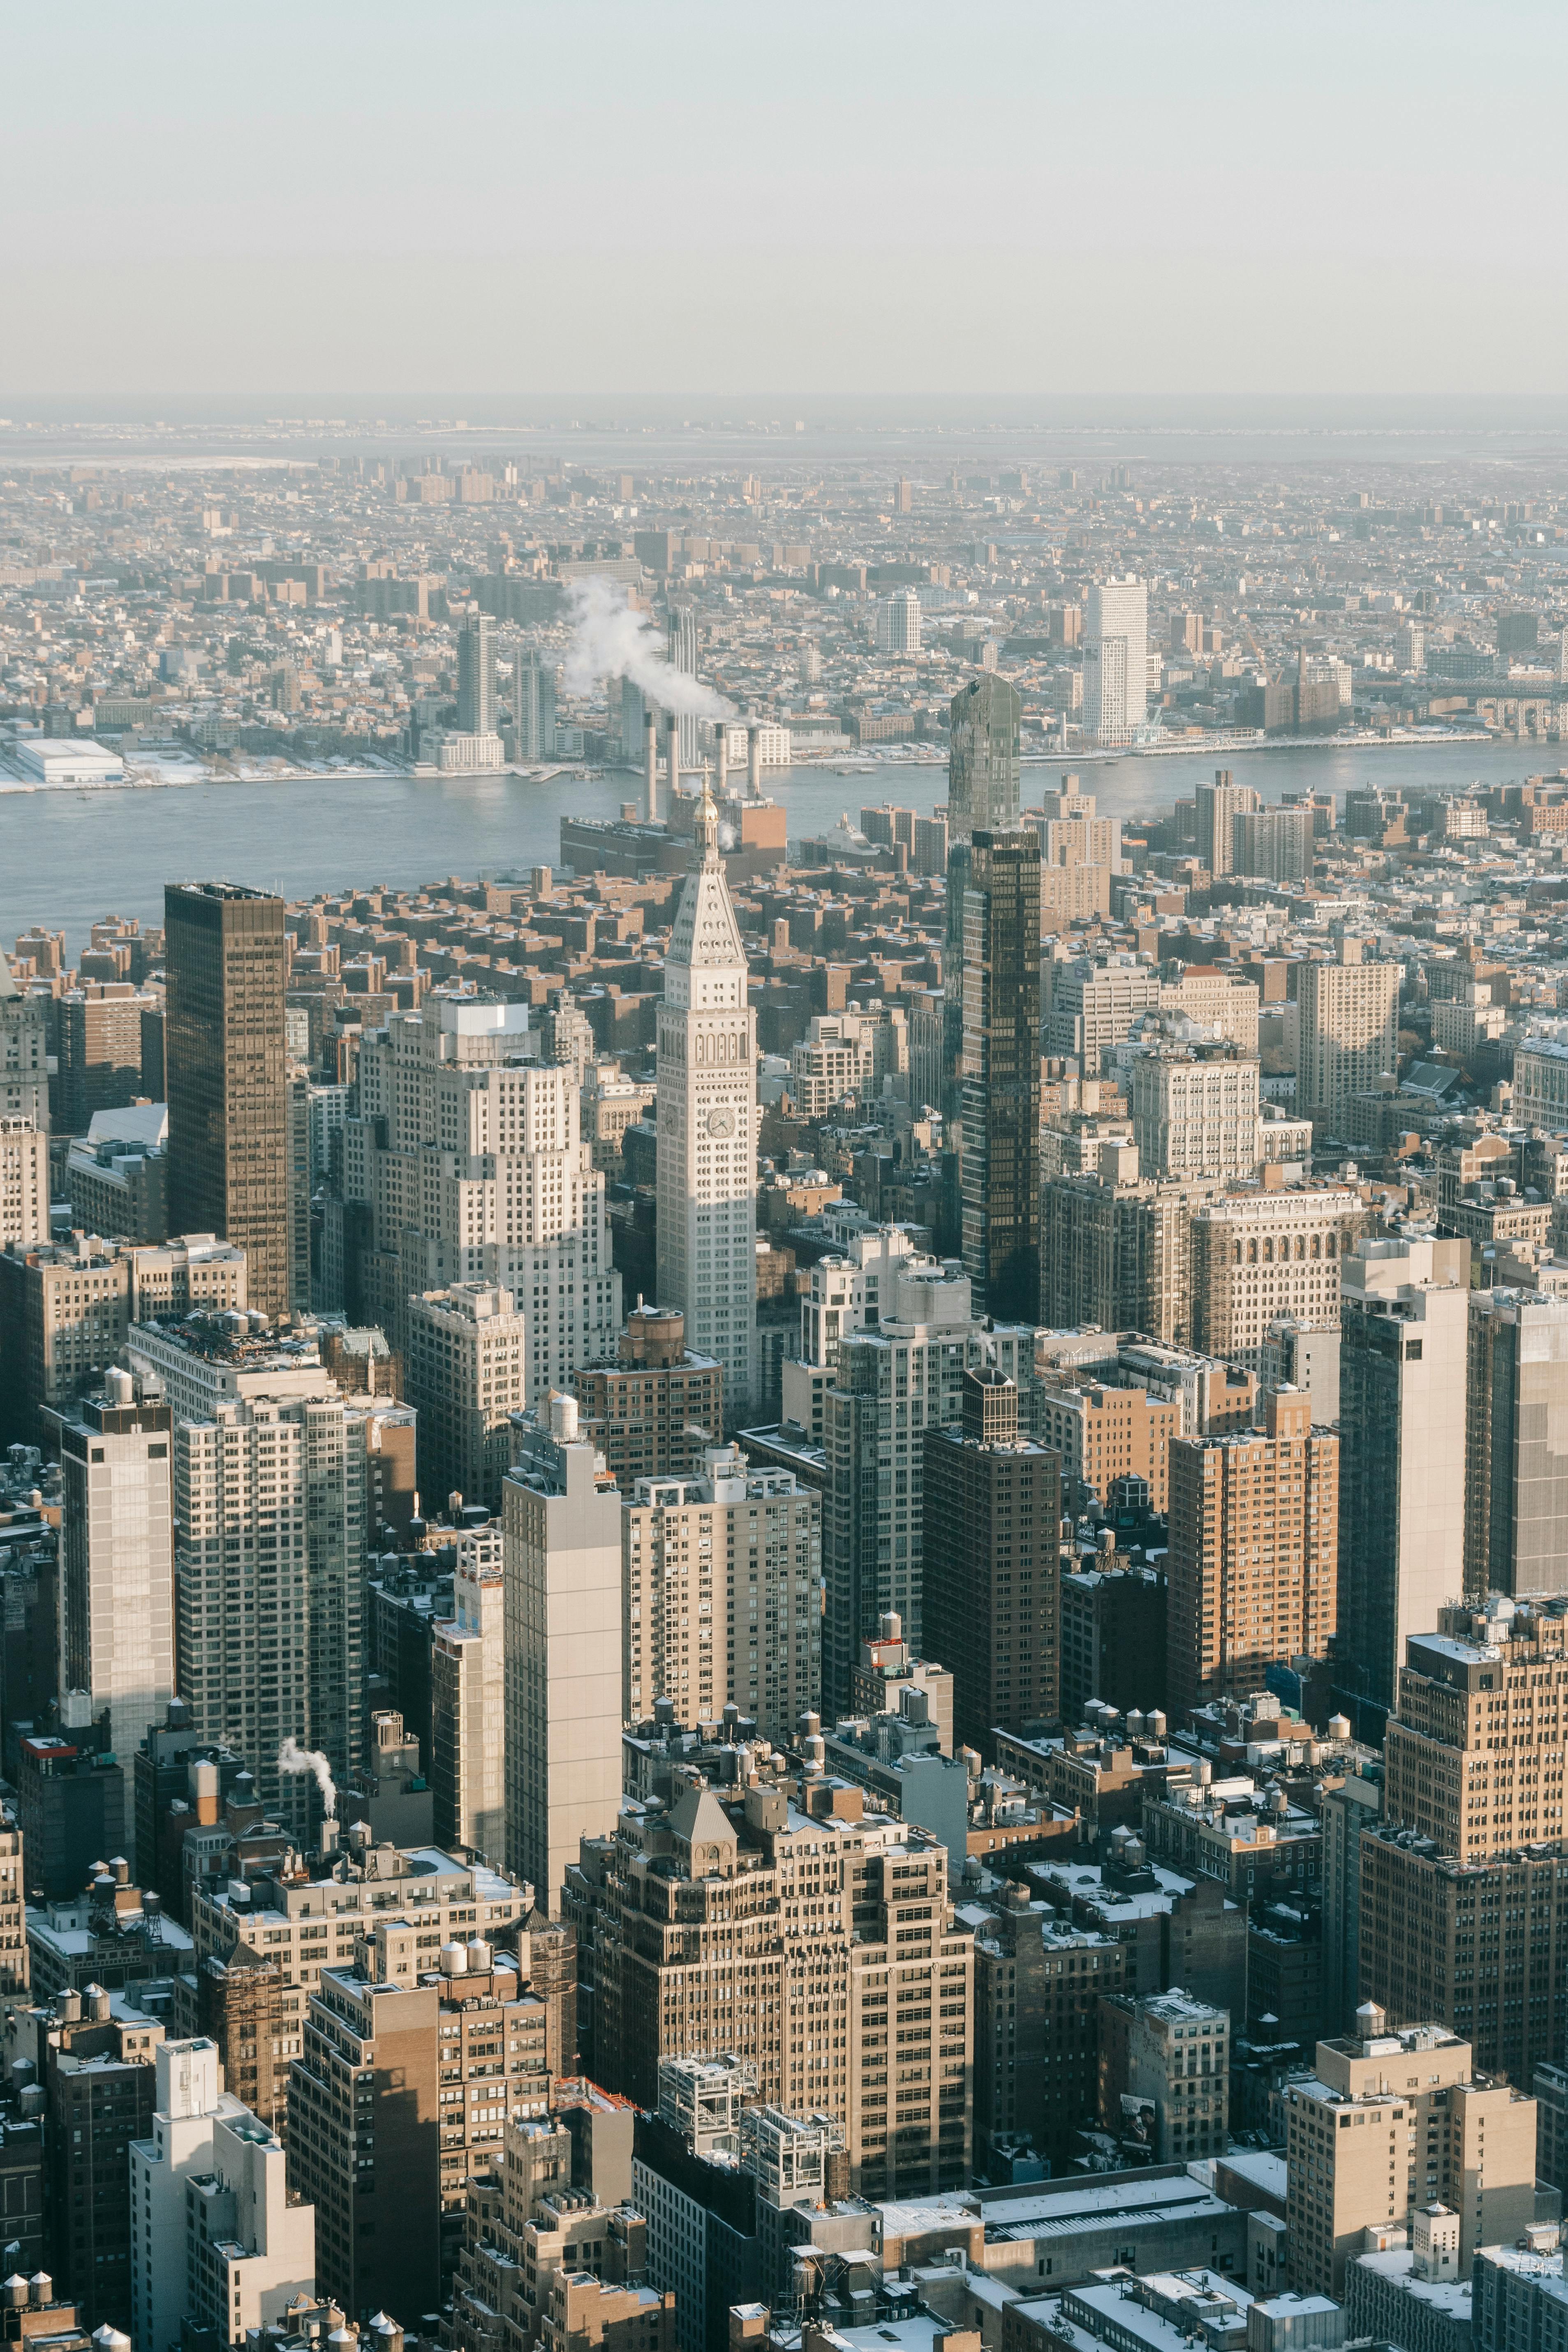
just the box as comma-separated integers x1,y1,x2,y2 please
0,726,1531,803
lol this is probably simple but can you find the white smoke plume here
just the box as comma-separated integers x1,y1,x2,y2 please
278,1737,338,1818
562,576,731,719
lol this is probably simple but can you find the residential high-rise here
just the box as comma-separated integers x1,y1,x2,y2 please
509,645,557,761
567,1304,723,1494
958,829,1042,1322
1465,1288,1568,1596
289,1929,552,2315
582,1778,972,2199
1360,1599,1568,2084
0,1115,48,1247
1335,1235,1469,1729
56,983,160,1136
351,995,620,1401
125,1314,413,1829
431,1531,505,1865
53,1370,174,1864
820,1276,1036,1712
971,1885,1127,2172
921,1372,1059,1757
1166,1388,1339,1716
1233,805,1315,883
36,1984,167,2326
405,1281,528,1516
1044,951,1161,1073
0,955,49,1129
458,610,498,735
622,1442,821,1740
503,1394,623,1913
1194,770,1260,877
1084,576,1148,745
1296,946,1402,1129
1284,2008,1536,2298
946,672,1020,843
164,882,290,1316
874,587,922,653
1130,1044,1262,1183
654,789,757,1419
0,1232,247,1447
130,2036,315,2352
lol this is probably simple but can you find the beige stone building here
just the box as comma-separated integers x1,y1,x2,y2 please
1166,1388,1339,1714
1297,950,1402,1128
1191,1184,1372,1368
1284,2007,1536,2297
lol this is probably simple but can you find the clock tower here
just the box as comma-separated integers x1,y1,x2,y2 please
656,786,758,1417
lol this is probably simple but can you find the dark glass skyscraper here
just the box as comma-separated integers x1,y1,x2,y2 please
958,829,1042,1323
947,672,1021,843
164,881,289,1316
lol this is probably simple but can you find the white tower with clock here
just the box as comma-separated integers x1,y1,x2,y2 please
656,785,757,1418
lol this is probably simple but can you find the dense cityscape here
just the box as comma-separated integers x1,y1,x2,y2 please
9,6,1568,2350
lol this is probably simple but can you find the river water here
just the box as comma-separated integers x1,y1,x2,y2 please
1,738,1555,953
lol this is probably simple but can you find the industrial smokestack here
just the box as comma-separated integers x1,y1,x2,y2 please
715,726,728,798
747,721,762,798
664,710,680,796
643,708,658,824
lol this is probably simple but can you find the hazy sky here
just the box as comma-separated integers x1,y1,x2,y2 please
4,0,1565,399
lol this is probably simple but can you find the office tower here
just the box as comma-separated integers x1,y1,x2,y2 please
1194,770,1261,876
1166,1388,1339,1715
957,829,1041,1321
1284,2007,1536,2297
56,983,160,1135
921,1373,1058,1756
164,883,289,1317
1045,952,1161,1072
1335,1236,1469,1727
1084,575,1147,745
458,611,497,735
0,1233,248,1448
352,997,620,1401
667,604,700,772
971,1887,1127,2171
1465,1289,1568,1596
622,1441,821,1740
1191,1184,1371,1369
946,672,1020,843
290,1928,549,2315
53,1371,174,1861
1130,1045,1262,1183
821,1286,1036,1712
781,1224,944,1442
0,956,48,1128
503,1395,623,1913
125,1316,412,1829
1360,1601,1568,2084
405,1281,527,1516
1296,947,1401,1128
431,1534,505,1864
36,1985,166,2325
0,1117,48,1248
130,2036,315,2352
1096,1991,1228,2162
568,1304,722,1493
511,645,557,760
1232,805,1315,884
654,790,757,1418
585,1785,971,2198
1041,1173,1203,1344
893,476,912,513
874,587,922,653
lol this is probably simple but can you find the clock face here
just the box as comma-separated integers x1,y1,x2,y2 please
706,1106,737,1138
